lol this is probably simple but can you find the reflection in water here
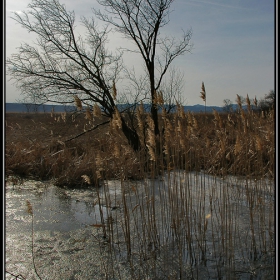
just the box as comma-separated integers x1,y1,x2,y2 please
71,201,109,226
6,182,109,233
5,180,120,279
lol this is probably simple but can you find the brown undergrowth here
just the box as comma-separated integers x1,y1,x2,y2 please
5,104,274,187
5,104,275,279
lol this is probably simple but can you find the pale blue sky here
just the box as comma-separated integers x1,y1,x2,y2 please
5,0,275,106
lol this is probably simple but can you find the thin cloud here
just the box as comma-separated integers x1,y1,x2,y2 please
187,0,250,10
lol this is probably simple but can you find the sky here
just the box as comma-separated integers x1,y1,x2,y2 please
5,0,275,106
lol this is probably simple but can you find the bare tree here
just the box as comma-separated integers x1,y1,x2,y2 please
258,89,275,111
159,67,185,113
223,99,233,113
7,0,140,150
94,0,193,135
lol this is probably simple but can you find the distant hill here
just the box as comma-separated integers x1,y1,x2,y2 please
183,104,224,113
5,102,234,113
5,103,76,113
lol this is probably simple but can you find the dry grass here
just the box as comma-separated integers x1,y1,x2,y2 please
5,106,275,279
5,108,274,185
5,111,142,187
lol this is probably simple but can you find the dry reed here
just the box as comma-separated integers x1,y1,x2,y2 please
5,97,275,278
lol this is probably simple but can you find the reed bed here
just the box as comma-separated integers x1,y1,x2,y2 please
5,103,275,279
5,104,274,184
88,172,274,279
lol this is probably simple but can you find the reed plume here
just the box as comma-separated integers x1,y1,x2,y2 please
85,107,93,124
255,136,263,152
136,102,144,132
74,95,83,111
192,112,198,130
26,200,33,215
253,96,258,107
93,103,102,118
234,135,242,155
163,118,172,155
112,107,122,130
136,103,145,147
113,143,121,158
213,109,223,130
246,94,251,112
200,82,206,102
81,174,91,185
146,115,156,161
154,90,164,106
236,94,242,111
61,112,66,123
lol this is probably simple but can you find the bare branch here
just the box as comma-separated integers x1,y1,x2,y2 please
94,0,192,134
7,0,120,115
7,0,141,150
64,120,110,142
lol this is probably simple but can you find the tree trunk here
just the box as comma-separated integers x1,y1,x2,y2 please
121,117,141,151
149,67,160,136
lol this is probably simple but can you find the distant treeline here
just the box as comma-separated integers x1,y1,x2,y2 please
6,102,235,113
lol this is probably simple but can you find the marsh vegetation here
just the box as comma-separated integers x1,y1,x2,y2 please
5,103,275,279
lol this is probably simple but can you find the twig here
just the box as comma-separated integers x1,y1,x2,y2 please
64,120,110,142
5,271,26,280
